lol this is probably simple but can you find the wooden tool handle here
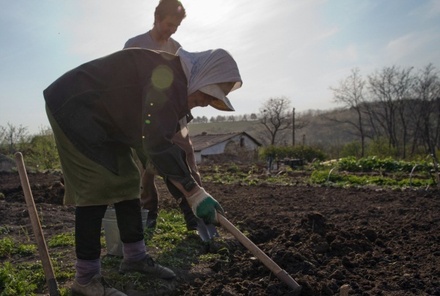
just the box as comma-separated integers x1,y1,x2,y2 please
218,214,301,292
15,152,60,296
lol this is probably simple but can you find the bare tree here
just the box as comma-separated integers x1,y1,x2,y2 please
368,66,414,158
1,123,29,154
0,125,5,145
393,67,415,158
413,64,440,159
259,96,293,145
330,68,368,156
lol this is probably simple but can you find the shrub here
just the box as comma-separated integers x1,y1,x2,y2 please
341,141,363,158
259,145,326,163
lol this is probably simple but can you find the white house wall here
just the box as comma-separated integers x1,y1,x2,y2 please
202,142,227,155
239,136,260,150
194,133,260,164
202,134,259,156
194,152,202,164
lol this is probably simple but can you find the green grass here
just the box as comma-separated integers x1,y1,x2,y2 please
202,163,300,186
310,168,436,188
0,235,74,296
47,232,75,248
0,209,204,295
0,252,48,296
100,209,210,294
204,158,437,189
0,262,39,296
0,237,36,257
145,209,205,267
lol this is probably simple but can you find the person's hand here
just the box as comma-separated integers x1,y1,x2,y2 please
186,188,224,225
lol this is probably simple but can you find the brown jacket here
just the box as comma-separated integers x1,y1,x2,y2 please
44,48,189,176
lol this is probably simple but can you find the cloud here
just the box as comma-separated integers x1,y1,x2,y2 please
328,44,359,63
425,0,440,18
386,34,417,60
62,1,152,58
385,31,438,65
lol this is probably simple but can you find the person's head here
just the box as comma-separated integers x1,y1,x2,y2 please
178,48,243,111
153,0,186,41
188,82,238,111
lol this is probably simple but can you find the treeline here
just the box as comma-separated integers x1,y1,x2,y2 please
191,113,259,123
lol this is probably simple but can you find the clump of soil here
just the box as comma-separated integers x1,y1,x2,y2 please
1,168,440,295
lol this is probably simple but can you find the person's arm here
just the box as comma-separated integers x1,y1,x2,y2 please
169,177,224,226
148,144,223,225
171,129,201,186
141,65,223,224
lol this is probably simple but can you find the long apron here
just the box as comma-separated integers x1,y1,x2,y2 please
46,105,141,206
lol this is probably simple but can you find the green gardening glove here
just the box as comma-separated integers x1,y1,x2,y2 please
186,188,224,225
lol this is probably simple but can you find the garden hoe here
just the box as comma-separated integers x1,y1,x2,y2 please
196,220,219,241
218,214,302,294
15,152,60,296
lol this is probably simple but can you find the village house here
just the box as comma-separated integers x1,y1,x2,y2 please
190,132,261,164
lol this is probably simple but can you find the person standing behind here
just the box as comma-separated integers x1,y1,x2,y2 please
124,0,219,240
124,0,184,53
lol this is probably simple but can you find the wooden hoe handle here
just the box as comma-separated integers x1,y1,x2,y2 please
15,152,60,296
217,214,301,293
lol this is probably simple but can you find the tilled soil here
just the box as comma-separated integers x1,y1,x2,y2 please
1,168,440,296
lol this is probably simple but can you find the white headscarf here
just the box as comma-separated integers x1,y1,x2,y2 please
177,48,242,96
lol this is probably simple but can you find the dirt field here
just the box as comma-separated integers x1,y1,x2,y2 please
1,167,440,296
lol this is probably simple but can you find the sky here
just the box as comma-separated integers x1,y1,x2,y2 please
1,0,440,135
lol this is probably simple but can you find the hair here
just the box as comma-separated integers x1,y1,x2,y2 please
154,0,186,21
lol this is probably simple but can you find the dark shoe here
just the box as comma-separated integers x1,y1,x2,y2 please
145,217,157,229
119,255,176,279
71,274,127,296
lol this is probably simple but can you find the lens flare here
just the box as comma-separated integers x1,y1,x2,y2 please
151,65,173,90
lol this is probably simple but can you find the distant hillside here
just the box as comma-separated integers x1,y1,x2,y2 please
188,108,359,149
188,120,265,142
188,120,275,147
